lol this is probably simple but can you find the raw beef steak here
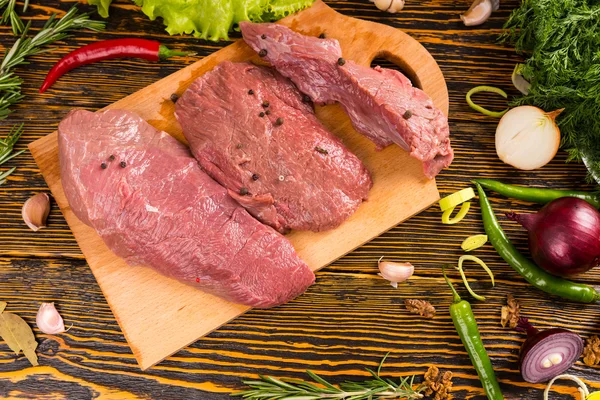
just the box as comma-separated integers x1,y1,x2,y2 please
59,109,314,308
240,22,454,179
175,61,372,233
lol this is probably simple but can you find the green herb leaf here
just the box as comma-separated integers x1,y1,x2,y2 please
501,0,600,184
232,355,425,399
0,301,39,366
0,6,105,121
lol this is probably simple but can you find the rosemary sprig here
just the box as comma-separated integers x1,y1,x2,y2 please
233,354,425,400
0,123,24,185
0,0,29,35
0,6,105,120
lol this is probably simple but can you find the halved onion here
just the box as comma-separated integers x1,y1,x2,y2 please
496,106,562,170
519,319,584,383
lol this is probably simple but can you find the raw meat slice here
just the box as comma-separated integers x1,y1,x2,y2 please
240,22,454,179
175,61,372,233
59,109,315,308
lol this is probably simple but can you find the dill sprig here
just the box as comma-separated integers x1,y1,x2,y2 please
0,123,24,185
0,0,29,35
0,6,105,120
501,0,600,184
232,354,425,400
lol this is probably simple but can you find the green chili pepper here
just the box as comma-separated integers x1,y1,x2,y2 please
443,268,504,400
473,179,600,209
474,182,600,303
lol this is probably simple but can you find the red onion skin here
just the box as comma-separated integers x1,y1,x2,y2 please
507,197,600,277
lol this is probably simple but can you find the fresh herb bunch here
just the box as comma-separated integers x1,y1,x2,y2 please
0,6,105,121
233,354,425,400
0,123,24,184
501,0,600,183
0,0,29,35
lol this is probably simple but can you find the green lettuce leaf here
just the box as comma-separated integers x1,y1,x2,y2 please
89,0,313,41
88,0,113,18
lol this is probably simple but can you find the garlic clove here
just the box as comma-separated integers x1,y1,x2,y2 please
461,0,493,26
22,193,50,232
36,302,66,335
512,64,531,95
378,257,414,288
374,0,393,11
387,0,405,13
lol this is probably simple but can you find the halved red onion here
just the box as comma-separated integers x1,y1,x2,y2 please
518,318,584,383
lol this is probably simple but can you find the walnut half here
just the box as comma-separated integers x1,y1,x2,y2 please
583,335,600,367
405,299,436,319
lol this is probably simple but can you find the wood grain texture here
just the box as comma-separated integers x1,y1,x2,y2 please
0,0,599,398
28,0,447,370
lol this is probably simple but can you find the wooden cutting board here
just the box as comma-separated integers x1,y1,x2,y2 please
29,0,448,370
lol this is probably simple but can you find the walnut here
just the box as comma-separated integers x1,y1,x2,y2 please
500,294,520,328
583,335,600,366
423,366,453,400
405,299,436,318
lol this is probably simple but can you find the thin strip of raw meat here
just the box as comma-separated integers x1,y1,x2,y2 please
175,61,372,233
59,109,315,308
239,22,454,179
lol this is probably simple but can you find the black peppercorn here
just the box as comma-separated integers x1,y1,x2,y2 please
261,34,267,39
259,112,265,117
120,161,126,168
315,146,329,155
170,93,179,103
109,154,115,161
337,57,346,66
265,110,271,115
258,49,268,57
248,89,254,95
403,110,413,119
239,187,249,195
252,173,259,181
302,94,311,103
319,33,326,39
262,100,270,108
101,162,107,169
275,117,284,126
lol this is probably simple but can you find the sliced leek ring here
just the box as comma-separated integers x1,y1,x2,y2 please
439,187,475,211
461,234,488,252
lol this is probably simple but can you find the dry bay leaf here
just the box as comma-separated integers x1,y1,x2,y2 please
0,301,39,366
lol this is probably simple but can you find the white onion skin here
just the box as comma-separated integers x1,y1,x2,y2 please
520,328,583,383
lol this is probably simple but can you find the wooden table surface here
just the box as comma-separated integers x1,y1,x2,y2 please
1,0,599,399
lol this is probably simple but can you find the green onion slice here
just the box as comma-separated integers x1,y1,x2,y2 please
442,202,471,224
461,234,488,252
456,255,495,301
466,85,509,118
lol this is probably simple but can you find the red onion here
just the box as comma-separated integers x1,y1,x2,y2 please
517,318,584,383
506,197,600,277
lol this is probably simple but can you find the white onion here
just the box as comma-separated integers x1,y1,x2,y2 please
495,106,562,170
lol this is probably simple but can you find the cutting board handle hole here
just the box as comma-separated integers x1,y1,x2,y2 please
370,51,422,90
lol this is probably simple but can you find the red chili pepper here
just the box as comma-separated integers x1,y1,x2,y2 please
39,38,193,93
